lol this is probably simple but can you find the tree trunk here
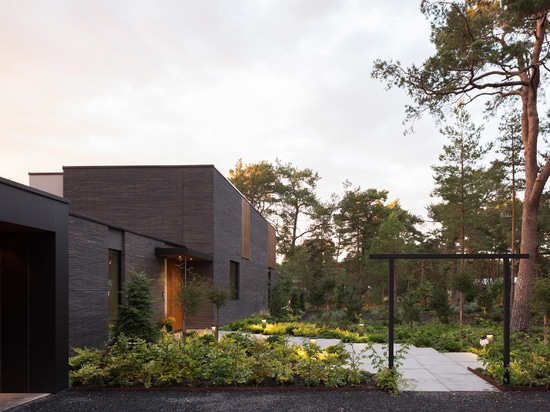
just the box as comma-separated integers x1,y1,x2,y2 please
511,197,539,331
511,18,548,331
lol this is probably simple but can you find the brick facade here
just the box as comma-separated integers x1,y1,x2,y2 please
63,165,275,345
68,214,173,350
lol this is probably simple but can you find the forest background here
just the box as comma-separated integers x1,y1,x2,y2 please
227,2,550,335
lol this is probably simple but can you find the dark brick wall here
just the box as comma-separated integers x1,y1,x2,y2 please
123,232,167,322
64,165,274,333
68,215,109,350
181,167,214,253
63,166,214,251
212,170,272,326
69,215,172,350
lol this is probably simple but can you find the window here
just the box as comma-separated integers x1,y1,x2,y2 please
229,261,240,300
108,249,121,322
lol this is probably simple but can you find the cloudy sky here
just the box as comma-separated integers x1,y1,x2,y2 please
1,0,448,220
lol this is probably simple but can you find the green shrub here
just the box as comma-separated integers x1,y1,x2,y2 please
480,336,550,386
111,270,159,343
69,331,376,389
69,347,103,387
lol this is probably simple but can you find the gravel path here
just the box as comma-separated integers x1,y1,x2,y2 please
8,390,550,412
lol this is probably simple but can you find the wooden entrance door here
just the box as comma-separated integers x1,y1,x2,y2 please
166,260,183,331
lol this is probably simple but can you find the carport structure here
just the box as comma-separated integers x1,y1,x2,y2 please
0,178,69,393
369,253,529,385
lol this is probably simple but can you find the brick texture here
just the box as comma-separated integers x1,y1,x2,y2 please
64,165,275,340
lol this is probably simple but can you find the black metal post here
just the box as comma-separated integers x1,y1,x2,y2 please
503,257,511,385
389,258,395,370
369,253,528,380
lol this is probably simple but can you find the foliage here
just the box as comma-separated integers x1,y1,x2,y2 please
428,286,452,324
69,332,375,389
480,335,550,387
177,270,210,343
417,280,434,310
367,343,409,395
111,270,159,343
531,278,550,317
399,291,422,333
268,281,302,321
228,158,278,216
372,0,550,332
208,286,230,340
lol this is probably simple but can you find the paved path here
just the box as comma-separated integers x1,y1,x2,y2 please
285,337,497,392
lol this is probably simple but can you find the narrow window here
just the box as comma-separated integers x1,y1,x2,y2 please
229,261,240,300
108,249,121,323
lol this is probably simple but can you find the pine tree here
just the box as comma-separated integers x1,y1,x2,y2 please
112,270,159,343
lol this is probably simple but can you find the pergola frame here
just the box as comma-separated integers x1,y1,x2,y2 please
369,253,529,385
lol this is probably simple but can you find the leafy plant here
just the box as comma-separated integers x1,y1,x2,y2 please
178,270,210,344
69,331,376,389
400,291,422,333
366,343,409,395
428,286,452,324
111,270,159,343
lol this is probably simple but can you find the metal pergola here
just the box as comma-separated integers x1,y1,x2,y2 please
369,253,529,385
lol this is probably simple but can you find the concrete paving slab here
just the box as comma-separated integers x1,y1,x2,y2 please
400,369,450,392
0,394,49,411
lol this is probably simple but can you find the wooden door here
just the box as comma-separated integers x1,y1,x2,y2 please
166,260,183,331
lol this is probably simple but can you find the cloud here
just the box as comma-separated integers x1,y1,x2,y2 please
0,0,444,219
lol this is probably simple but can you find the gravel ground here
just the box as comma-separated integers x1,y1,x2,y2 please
8,390,550,412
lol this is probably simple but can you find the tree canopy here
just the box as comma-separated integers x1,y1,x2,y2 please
372,0,550,331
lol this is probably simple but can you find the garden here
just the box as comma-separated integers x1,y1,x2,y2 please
68,272,550,394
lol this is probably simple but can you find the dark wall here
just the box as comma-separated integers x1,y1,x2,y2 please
69,215,174,350
212,171,270,326
62,165,273,330
68,215,110,350
63,166,214,251
0,178,69,393
123,231,169,322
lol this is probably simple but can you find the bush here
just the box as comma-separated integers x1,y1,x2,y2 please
111,270,159,343
428,286,452,324
69,332,376,389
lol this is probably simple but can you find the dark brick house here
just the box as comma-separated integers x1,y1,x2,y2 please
30,165,276,350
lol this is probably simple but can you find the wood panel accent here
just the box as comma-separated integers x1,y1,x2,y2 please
242,199,250,259
268,224,276,268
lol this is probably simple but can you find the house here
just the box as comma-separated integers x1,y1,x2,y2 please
0,165,275,393
31,164,277,348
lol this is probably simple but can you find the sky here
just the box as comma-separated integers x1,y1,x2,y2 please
0,0,448,221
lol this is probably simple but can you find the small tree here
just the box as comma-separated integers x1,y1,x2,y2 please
268,283,289,320
400,291,422,333
417,280,433,310
452,271,475,348
179,272,209,344
112,269,159,343
477,284,494,316
429,286,452,324
208,286,230,341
